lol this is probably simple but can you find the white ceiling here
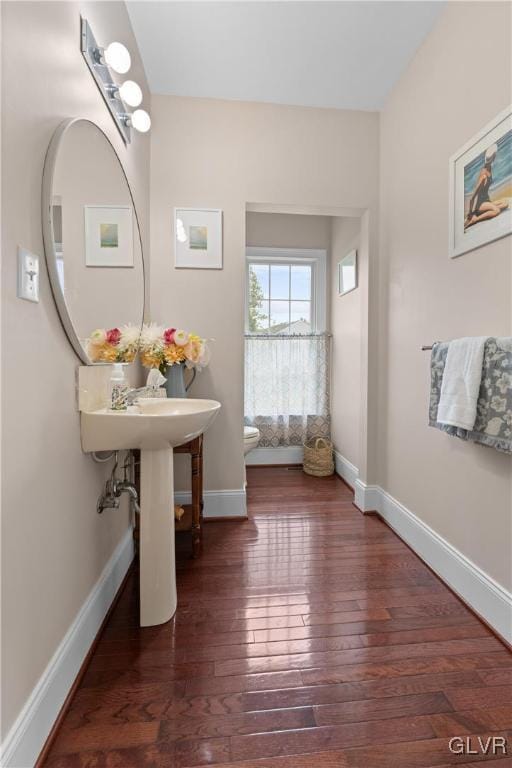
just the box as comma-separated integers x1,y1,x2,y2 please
127,1,445,111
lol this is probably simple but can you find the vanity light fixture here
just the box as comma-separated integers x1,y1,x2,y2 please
81,17,151,144
103,42,131,74
129,109,152,133
105,80,143,108
117,80,143,108
118,109,151,134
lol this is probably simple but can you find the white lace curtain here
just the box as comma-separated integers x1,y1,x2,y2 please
244,333,331,447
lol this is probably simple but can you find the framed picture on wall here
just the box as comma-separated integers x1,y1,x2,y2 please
449,105,512,258
174,208,223,269
338,249,358,296
84,205,134,267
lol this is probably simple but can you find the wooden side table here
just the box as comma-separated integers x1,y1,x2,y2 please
174,435,204,558
132,435,204,558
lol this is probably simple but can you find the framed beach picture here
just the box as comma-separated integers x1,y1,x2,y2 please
174,208,223,269
338,249,358,296
449,105,512,258
84,205,134,267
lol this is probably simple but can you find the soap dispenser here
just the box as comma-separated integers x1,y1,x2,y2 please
109,363,128,411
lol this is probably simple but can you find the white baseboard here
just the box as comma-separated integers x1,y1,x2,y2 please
175,488,247,518
354,481,512,645
333,450,359,490
245,446,303,465
0,528,134,768
247,448,359,479
354,479,381,512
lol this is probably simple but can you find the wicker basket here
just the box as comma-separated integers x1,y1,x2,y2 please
303,437,334,477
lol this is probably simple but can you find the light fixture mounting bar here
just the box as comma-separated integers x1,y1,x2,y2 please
80,17,131,144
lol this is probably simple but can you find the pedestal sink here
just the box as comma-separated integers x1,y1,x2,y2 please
80,398,221,626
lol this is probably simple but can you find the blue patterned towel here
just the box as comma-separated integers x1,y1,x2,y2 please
429,337,512,454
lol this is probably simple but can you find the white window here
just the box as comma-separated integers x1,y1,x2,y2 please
246,247,326,334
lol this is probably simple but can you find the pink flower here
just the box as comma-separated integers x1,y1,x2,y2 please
106,328,121,346
164,328,176,345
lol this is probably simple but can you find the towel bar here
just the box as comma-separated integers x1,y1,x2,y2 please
422,342,441,351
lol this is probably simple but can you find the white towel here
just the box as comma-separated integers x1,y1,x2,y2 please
437,337,487,430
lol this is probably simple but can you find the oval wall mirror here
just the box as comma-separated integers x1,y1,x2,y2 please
42,118,145,364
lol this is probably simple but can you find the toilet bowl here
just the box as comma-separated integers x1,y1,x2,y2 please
244,426,260,455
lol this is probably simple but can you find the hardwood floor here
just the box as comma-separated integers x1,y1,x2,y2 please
41,468,512,767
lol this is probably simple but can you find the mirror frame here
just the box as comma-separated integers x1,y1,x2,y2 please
41,118,146,364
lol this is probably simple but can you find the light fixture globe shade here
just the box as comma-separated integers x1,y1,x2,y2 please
118,80,143,107
104,42,131,74
131,109,151,133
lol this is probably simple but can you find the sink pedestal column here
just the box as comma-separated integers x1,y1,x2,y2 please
139,447,177,626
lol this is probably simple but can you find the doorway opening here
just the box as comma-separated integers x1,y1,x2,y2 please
244,204,370,490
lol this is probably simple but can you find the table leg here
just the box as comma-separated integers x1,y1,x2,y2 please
191,436,203,558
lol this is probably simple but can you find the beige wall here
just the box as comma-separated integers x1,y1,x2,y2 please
379,1,512,590
1,0,150,739
246,212,331,251
330,217,362,469
150,95,379,493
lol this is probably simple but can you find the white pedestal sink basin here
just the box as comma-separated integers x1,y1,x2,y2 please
80,398,221,626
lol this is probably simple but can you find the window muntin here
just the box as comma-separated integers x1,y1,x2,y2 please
247,261,314,334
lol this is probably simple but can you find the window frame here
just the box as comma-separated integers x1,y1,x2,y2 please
245,247,327,334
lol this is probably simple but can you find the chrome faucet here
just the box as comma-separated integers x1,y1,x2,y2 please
126,386,154,405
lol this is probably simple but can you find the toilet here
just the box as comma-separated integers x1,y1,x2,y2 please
244,426,260,455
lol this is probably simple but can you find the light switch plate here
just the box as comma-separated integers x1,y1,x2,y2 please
17,247,40,302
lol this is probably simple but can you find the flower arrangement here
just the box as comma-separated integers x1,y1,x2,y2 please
138,323,210,374
86,323,210,374
87,324,141,363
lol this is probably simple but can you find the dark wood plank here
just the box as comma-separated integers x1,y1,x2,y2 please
159,706,315,741
178,632,364,663
174,735,231,767
478,668,512,687
96,628,256,653
175,615,306,633
49,721,159,755
240,671,487,712
485,707,512,729
80,662,213,689
213,637,500,677
252,616,487,644
185,670,303,697
177,584,448,610
43,743,177,768
444,685,512,710
313,691,453,726
228,714,436,762
428,708,500,737
40,468,511,768
302,652,512,686
338,732,512,767
360,624,491,647
174,750,512,768
179,598,362,620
